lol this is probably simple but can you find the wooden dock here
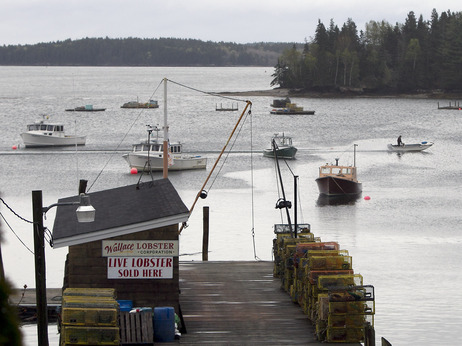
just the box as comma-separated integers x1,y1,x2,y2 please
179,261,352,345
11,261,362,344
438,101,461,110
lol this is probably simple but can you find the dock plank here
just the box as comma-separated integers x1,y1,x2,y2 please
179,261,329,345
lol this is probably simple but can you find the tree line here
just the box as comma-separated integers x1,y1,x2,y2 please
271,9,462,94
0,37,293,67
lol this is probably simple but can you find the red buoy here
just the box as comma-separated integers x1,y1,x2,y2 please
130,168,138,174
364,196,371,200
12,145,17,150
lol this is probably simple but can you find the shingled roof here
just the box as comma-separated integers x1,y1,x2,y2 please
52,179,189,248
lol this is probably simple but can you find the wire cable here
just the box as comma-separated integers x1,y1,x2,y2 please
88,79,164,192
0,197,33,224
0,212,34,255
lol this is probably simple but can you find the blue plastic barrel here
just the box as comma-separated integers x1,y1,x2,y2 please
154,307,175,342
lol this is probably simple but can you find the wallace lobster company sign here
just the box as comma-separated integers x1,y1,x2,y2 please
102,240,179,257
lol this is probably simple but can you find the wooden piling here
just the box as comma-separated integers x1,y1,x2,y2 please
202,206,209,261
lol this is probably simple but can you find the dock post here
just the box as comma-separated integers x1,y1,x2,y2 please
364,324,376,346
202,206,209,261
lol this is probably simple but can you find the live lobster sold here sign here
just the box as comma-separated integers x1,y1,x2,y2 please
107,257,173,279
103,240,178,279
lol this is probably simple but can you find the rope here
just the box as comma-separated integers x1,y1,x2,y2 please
207,107,250,192
166,79,249,103
248,110,259,260
88,79,164,192
179,101,252,234
331,176,348,194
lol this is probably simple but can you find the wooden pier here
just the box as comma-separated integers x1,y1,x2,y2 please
215,103,238,111
437,101,461,110
11,261,362,344
179,261,352,345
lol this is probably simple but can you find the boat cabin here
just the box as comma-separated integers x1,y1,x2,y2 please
27,123,64,132
273,134,293,148
133,142,182,154
319,165,358,181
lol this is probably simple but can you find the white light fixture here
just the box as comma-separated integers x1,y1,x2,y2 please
76,193,95,223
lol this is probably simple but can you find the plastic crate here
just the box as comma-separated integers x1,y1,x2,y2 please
61,307,118,326
326,326,365,343
117,300,133,312
61,326,120,345
63,288,116,299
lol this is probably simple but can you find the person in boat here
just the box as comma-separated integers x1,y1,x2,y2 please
397,135,403,146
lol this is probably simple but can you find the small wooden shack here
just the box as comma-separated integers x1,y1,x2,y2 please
52,179,189,313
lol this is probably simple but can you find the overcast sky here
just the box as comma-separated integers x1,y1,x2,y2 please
1,0,460,45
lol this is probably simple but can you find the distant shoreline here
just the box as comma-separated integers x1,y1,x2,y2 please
222,88,462,99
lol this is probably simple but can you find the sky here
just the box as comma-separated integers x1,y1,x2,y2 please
0,0,460,46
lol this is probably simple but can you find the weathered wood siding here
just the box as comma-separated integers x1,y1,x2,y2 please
64,225,179,312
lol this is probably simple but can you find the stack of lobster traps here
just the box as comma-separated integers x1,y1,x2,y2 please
59,288,120,345
273,224,375,343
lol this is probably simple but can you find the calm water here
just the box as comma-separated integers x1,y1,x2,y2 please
1,66,461,345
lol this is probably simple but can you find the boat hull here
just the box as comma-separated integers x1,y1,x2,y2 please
65,108,106,112
20,133,86,147
316,176,362,196
270,110,315,115
263,147,297,159
123,153,207,171
387,142,433,152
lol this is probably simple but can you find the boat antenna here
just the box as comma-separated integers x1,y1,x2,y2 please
272,139,294,238
354,143,357,167
179,100,253,234
162,78,169,178
137,125,156,188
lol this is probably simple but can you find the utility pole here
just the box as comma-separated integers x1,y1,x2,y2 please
32,190,49,346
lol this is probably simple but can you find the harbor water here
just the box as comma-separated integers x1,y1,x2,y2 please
0,66,461,345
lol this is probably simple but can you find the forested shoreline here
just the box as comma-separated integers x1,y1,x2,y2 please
1,9,462,95
0,38,293,67
271,9,462,95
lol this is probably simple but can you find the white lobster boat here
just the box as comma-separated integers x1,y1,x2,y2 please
20,115,86,147
123,126,207,172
